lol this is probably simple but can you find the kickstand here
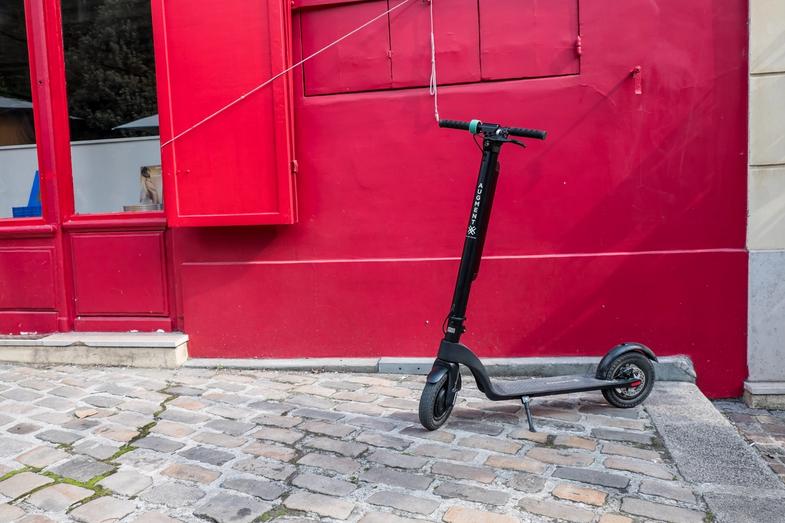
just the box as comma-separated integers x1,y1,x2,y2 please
521,396,536,432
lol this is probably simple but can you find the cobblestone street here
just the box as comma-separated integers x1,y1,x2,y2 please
0,364,778,522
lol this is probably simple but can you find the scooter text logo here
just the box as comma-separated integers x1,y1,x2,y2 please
467,183,483,239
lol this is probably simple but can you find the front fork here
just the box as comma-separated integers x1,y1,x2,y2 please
426,360,462,408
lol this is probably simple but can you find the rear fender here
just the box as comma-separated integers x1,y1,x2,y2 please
596,342,657,379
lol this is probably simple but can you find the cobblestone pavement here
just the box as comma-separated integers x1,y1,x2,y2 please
0,364,716,523
715,399,785,483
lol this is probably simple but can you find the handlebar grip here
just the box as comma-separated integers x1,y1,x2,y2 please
507,127,547,140
438,119,472,131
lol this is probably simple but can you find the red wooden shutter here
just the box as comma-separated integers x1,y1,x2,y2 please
479,0,580,81
151,0,296,226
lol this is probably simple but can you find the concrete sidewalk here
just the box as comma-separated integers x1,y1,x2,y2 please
0,364,781,523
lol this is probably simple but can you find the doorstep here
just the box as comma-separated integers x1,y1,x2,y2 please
0,332,188,368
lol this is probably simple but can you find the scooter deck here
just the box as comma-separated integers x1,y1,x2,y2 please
490,375,630,399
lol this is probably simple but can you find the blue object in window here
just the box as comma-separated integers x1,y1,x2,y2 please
12,170,42,218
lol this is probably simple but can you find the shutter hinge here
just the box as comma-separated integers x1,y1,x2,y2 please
575,35,582,56
291,159,298,175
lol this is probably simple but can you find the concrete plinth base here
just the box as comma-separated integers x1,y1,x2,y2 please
0,332,188,368
743,381,785,409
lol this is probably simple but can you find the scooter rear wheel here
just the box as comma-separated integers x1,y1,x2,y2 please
600,352,655,408
419,374,454,430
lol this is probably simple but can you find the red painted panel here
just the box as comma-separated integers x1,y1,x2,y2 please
388,0,480,87
172,0,748,398
70,232,168,316
0,311,58,334
0,249,56,310
300,0,392,95
74,316,172,332
182,251,746,398
479,0,580,80
151,0,296,226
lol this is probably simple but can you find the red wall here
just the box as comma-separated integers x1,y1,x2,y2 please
174,0,748,398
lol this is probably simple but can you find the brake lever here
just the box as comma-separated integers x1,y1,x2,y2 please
507,138,526,148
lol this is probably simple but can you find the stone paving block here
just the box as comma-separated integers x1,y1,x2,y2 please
355,431,409,450
552,483,607,506
446,420,504,436
179,446,235,466
62,418,101,432
49,386,84,399
247,400,293,415
168,396,206,410
358,512,423,523
192,431,245,448
49,456,114,483
15,446,69,468
0,503,26,521
292,472,356,496
93,425,138,443
70,496,136,523
484,454,546,474
442,506,519,523
435,480,509,506
163,463,220,484
345,416,398,432
299,420,355,438
457,434,521,454
604,456,675,480
232,458,296,481
222,477,286,500
0,472,54,498
359,466,433,490
35,430,82,445
431,461,496,484
527,447,594,467
411,443,477,461
591,428,653,445
297,452,361,474
133,436,186,453
194,493,272,523
165,385,204,396
519,497,594,523
72,440,120,460
304,436,367,457
620,497,704,523
554,435,598,451
600,442,662,461
584,414,647,431
2,388,43,402
107,411,151,428
508,428,549,443
83,395,123,408
139,482,206,507
366,449,427,470
552,467,630,489
243,441,297,462
151,420,195,438
506,472,547,493
399,425,455,443
284,490,355,520
26,483,93,511
251,427,303,444
250,414,302,428
335,402,389,416
638,479,696,503
98,470,153,496
205,419,255,436
35,397,75,411
367,490,439,515
7,422,40,435
158,409,209,424
131,512,183,523
598,514,632,523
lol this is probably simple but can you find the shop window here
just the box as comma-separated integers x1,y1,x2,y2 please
60,0,162,215
479,0,580,80
298,0,580,96
0,1,41,219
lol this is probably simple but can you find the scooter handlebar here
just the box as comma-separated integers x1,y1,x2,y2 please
438,119,547,140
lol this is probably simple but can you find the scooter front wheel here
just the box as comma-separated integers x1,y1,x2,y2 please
419,374,455,430
600,352,655,408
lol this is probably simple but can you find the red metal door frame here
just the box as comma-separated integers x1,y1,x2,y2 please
0,0,178,333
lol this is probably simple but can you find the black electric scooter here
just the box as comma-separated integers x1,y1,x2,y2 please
419,119,657,432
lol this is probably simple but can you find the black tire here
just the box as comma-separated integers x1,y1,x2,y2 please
600,352,655,408
419,374,455,430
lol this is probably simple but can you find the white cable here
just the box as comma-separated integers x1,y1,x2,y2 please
161,0,415,149
428,0,440,122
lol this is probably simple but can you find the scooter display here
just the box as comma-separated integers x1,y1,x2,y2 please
419,119,657,432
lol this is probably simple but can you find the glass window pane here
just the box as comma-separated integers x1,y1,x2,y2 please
61,0,162,214
0,1,42,219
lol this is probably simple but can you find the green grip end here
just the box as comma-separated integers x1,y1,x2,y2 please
469,119,481,134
